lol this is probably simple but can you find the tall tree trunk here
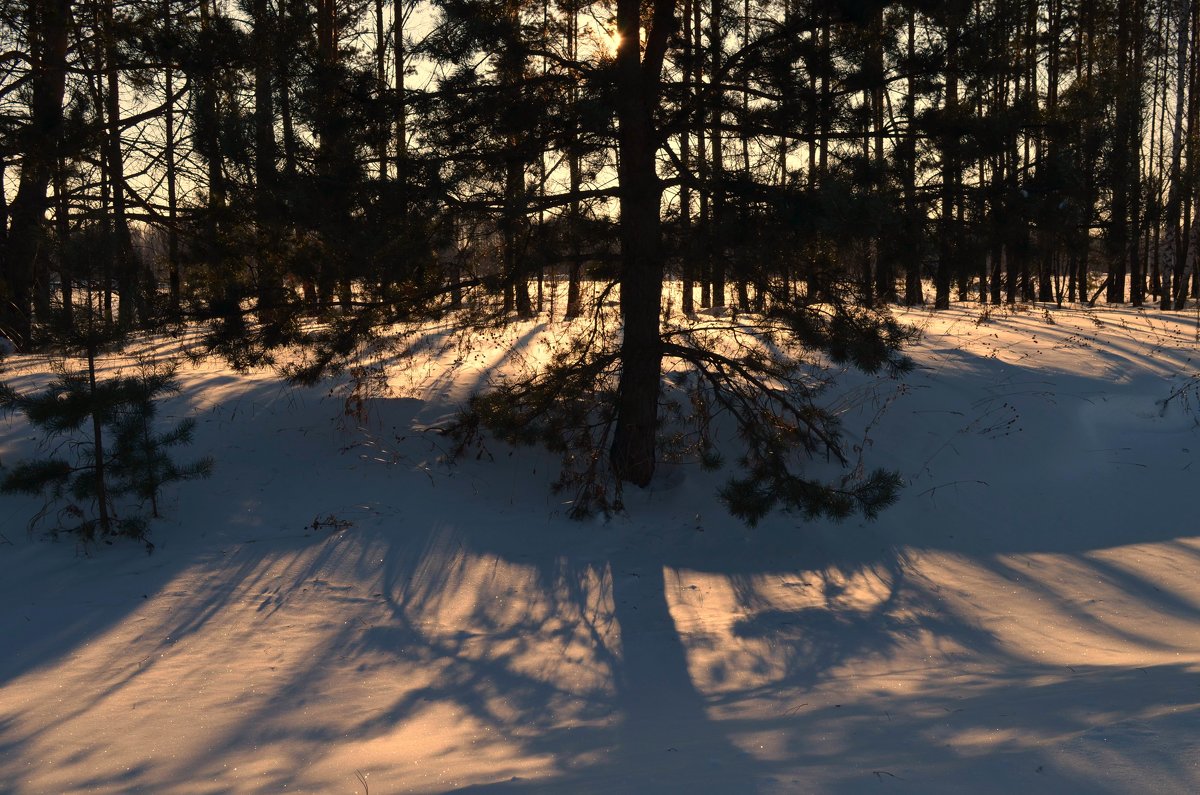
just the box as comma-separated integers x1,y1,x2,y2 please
735,0,751,311
375,0,388,182
198,0,226,305
1128,0,1147,306
695,0,710,308
818,10,830,177
3,0,71,349
279,1,299,184
255,0,280,317
1019,0,1036,302
164,0,181,317
935,15,959,310
903,10,923,306
871,5,891,304
1040,0,1061,303
990,50,1006,306
680,0,695,316
54,159,72,328
0,158,7,255
1077,0,1097,303
610,0,674,487
776,0,793,303
316,0,351,308
565,0,584,318
395,0,408,209
709,0,726,308
1182,0,1200,305
1110,0,1136,304
101,0,136,328
1163,0,1191,309
500,0,531,318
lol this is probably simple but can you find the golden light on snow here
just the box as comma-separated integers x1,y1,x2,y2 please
2,302,1200,791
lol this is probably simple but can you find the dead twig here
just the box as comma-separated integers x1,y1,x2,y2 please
917,480,989,499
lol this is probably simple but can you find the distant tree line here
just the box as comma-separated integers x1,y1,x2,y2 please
2,0,1198,520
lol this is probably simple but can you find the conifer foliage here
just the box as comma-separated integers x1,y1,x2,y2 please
0,352,211,550
10,0,1200,530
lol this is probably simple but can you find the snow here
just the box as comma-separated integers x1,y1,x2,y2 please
1,303,1198,793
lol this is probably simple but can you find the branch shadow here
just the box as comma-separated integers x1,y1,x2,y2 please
3,306,1200,792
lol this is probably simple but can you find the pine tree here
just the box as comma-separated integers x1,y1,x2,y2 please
454,0,917,524
0,319,211,550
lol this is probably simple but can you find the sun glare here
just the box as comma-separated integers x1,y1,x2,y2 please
581,16,621,56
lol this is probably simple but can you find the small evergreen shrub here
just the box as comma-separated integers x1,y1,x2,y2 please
0,360,212,551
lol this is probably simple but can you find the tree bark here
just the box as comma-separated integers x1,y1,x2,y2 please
254,0,280,317
395,0,409,215
565,0,584,319
610,0,675,488
102,0,136,328
680,0,695,316
935,14,959,310
164,0,181,316
3,0,71,349
500,0,531,318
53,159,72,328
695,0,710,308
709,0,726,308
1110,0,1136,304
903,10,923,306
871,5,891,304
198,0,226,302
1163,0,1190,309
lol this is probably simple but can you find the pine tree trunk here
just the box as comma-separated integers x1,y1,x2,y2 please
1110,0,1136,304
1020,0,1035,303
935,16,959,310
164,0,181,317
565,0,583,319
1182,0,1200,305
254,0,279,318
610,0,674,487
316,0,337,306
1163,0,1192,309
499,1,531,318
1077,0,1096,304
680,0,695,316
1128,0,1147,306
709,0,725,308
3,0,71,349
395,0,408,215
871,6,891,304
1041,0,1061,304
818,13,830,177
54,161,72,328
102,0,136,328
695,0,710,309
903,11,923,306
198,0,225,304
375,0,388,183
0,157,7,256
279,2,298,184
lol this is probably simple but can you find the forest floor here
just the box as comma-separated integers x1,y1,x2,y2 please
1,300,1198,794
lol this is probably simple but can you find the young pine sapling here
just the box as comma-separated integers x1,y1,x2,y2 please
0,347,211,550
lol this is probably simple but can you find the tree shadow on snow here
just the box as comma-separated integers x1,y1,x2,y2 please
2,320,1199,793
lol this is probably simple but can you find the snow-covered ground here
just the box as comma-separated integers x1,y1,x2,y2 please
1,302,1198,794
